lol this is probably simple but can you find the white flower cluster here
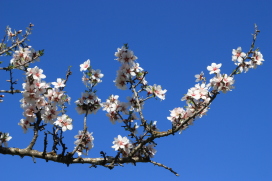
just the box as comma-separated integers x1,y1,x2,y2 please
10,46,40,69
75,59,103,115
167,107,194,132
168,46,265,132
232,47,265,73
102,95,134,124
114,46,147,90
207,63,235,93
18,66,72,133
126,95,144,112
74,130,94,156
0,132,12,147
75,92,102,115
209,74,234,93
168,63,231,132
80,59,104,86
182,82,210,101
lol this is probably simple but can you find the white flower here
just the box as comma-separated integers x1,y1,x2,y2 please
0,133,12,147
7,27,15,39
112,135,133,155
80,59,90,71
18,119,33,133
74,130,94,156
114,76,127,90
195,71,205,82
114,46,138,64
91,69,104,83
10,46,32,66
251,51,264,68
54,114,73,132
207,63,222,74
75,92,102,115
52,78,65,88
145,84,167,100
26,66,46,80
232,47,246,62
186,87,201,100
42,105,60,123
167,107,186,120
194,83,209,99
210,74,235,93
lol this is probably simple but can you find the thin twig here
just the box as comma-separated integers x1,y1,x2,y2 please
0,90,21,93
150,160,179,176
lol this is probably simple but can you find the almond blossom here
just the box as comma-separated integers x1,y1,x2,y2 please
167,107,186,124
210,74,234,93
112,135,133,155
113,46,146,90
52,78,65,88
207,63,222,74
115,46,138,64
26,66,46,80
195,71,205,82
75,92,102,115
102,95,130,123
91,69,104,83
74,130,94,156
0,133,12,147
54,114,73,132
251,51,264,68
232,47,246,62
127,96,144,112
18,119,33,133
80,59,90,71
114,76,127,90
42,105,60,123
10,46,39,69
145,84,167,100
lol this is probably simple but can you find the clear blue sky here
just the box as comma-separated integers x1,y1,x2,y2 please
1,0,271,180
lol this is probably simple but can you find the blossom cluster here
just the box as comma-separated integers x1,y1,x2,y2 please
73,59,105,156
102,95,130,124
114,46,147,90
10,46,40,69
74,130,94,156
232,47,265,73
18,66,72,133
75,92,102,115
75,59,103,115
80,59,104,86
209,74,234,93
168,46,265,132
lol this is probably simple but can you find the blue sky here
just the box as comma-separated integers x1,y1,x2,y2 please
1,0,271,180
